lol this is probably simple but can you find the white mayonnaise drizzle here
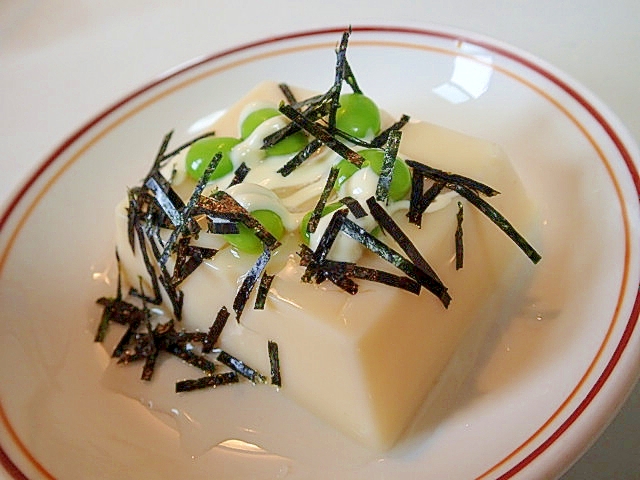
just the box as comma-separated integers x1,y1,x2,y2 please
166,105,456,262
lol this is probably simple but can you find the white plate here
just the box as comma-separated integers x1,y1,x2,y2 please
0,25,638,480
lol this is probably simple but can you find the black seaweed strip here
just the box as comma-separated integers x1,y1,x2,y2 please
349,266,420,294
343,59,362,94
94,251,124,342
268,341,281,387
307,165,340,234
160,130,217,163
228,162,250,187
202,306,230,353
207,191,281,250
145,176,183,227
297,244,317,271
371,115,411,148
339,217,451,307
278,83,297,104
130,221,163,305
95,298,142,341
149,170,186,211
132,219,185,320
158,153,222,267
311,208,348,264
299,210,347,285
450,183,542,264
126,190,138,252
254,273,275,310
262,95,331,149
147,131,173,180
279,104,364,167
344,264,420,294
298,245,421,295
330,128,379,148
339,196,367,218
326,261,420,294
455,201,464,270
138,287,159,381
175,372,239,393
164,343,216,373
177,331,208,344
233,249,271,321
207,220,239,234
277,139,323,177
405,160,500,197
327,29,350,128
290,92,327,110
409,180,445,227
408,169,425,226
375,130,401,203
327,271,360,294
217,350,266,383
261,115,303,149
111,312,147,359
366,197,443,284
171,240,218,287
141,344,158,381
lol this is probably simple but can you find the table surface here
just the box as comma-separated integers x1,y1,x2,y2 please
1,1,638,478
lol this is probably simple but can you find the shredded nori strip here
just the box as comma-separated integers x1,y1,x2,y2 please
371,114,411,148
449,182,541,264
176,372,239,393
171,238,217,287
339,196,367,218
140,295,159,381
306,208,348,268
455,201,464,270
160,130,218,164
298,245,421,295
278,83,297,104
307,165,340,234
365,197,443,284
277,138,323,177
144,174,185,227
278,103,364,167
408,179,445,227
228,162,250,187
268,341,281,387
202,306,230,353
163,343,217,374
217,350,266,383
339,217,451,307
406,160,500,198
199,191,281,251
254,272,275,310
95,250,125,342
233,248,271,320
376,130,402,203
343,59,362,95
326,29,350,129
158,153,222,266
207,219,239,235
129,219,164,306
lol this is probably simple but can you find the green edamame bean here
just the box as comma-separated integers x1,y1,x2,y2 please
240,107,307,157
223,209,285,254
185,136,239,181
299,202,343,245
335,93,381,139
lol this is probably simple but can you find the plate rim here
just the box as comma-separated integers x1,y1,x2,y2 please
0,24,639,480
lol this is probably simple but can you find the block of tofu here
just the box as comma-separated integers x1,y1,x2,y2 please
112,82,537,450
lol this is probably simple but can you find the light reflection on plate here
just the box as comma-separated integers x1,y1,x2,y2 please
0,25,638,480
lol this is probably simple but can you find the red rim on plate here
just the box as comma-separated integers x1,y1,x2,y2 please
0,25,638,479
